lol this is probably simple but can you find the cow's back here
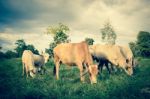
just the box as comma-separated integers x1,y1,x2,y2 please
22,50,34,70
90,44,126,66
54,42,93,65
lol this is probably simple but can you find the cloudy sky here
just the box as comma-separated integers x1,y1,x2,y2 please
0,0,150,51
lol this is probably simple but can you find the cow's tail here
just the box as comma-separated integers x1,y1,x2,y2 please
53,65,56,76
53,52,58,76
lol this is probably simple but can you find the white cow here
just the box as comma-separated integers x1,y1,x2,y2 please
89,44,133,75
22,50,49,77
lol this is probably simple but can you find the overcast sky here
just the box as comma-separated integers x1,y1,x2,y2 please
0,0,150,51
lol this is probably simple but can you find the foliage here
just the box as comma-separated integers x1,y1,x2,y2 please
100,21,117,45
15,39,39,57
129,31,150,57
85,38,94,45
26,44,39,55
46,23,70,56
0,58,150,98
15,39,27,57
46,23,69,35
54,31,70,44
129,42,139,57
45,42,57,57
4,50,17,59
0,51,5,59
137,31,150,57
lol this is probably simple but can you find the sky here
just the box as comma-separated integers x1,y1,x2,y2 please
0,0,150,52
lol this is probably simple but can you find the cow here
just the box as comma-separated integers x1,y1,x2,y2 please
89,44,133,76
33,52,49,74
22,50,36,77
22,50,50,77
53,41,98,84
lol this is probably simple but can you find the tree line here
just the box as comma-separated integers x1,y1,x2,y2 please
0,22,150,59
0,39,39,59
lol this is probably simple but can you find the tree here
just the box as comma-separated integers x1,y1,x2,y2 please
129,31,150,57
15,39,27,57
136,31,150,57
0,46,5,59
26,44,39,55
15,39,39,57
129,42,140,57
100,21,117,45
85,38,94,45
5,50,17,59
46,23,70,44
45,42,57,57
45,23,70,56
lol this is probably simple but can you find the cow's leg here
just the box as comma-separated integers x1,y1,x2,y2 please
110,63,115,72
25,65,29,78
22,62,25,76
105,62,111,74
53,53,60,80
55,61,60,80
99,61,103,73
29,70,35,78
77,62,85,82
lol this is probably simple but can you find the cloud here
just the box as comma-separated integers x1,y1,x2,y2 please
0,0,150,51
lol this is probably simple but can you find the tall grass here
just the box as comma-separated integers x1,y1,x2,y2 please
0,58,150,99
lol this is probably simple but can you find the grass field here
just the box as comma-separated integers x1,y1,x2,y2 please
0,58,150,99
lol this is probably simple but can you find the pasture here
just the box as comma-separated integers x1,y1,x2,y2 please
0,58,150,99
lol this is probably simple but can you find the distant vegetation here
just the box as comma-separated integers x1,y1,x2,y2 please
0,39,39,59
85,38,94,45
129,31,150,58
45,23,70,57
100,21,117,45
0,22,150,59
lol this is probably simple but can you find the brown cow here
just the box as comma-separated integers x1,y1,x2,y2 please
53,41,98,84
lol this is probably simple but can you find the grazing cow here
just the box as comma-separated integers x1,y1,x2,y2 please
22,50,36,77
33,52,49,73
22,50,50,77
53,41,98,84
89,44,133,75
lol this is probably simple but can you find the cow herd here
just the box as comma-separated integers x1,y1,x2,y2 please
22,41,135,84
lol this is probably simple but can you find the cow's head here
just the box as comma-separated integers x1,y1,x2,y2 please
111,58,133,76
124,63,133,76
41,52,50,63
118,59,133,76
88,65,98,84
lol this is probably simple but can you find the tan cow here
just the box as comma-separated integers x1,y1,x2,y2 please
22,50,36,77
53,41,98,84
22,50,50,77
89,44,133,75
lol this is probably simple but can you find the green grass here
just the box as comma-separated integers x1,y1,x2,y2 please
0,58,150,99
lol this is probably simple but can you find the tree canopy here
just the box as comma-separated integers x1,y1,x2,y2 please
85,38,94,45
129,31,150,57
100,21,117,45
15,39,39,57
45,23,70,56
